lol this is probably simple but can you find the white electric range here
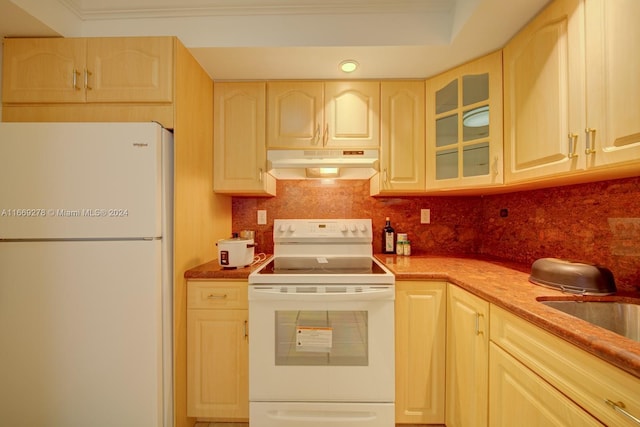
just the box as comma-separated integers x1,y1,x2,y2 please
248,219,395,427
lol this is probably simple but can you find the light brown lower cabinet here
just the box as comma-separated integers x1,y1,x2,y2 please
395,280,446,424
490,305,640,427
489,343,603,426
183,279,640,426
446,284,489,427
186,280,249,421
446,285,640,427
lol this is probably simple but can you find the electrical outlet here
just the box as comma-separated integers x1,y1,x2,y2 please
420,209,431,224
257,210,267,225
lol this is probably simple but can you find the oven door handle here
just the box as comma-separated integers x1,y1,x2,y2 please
266,409,378,422
249,286,394,301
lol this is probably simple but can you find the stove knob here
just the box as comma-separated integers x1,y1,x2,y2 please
278,224,287,232
288,224,296,232
359,224,368,232
350,224,357,233
340,224,348,233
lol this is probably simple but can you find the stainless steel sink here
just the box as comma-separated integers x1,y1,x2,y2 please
539,300,640,342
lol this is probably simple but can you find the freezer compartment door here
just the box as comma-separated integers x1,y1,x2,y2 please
0,240,171,427
0,122,172,239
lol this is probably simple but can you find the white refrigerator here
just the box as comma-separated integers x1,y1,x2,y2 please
0,122,173,427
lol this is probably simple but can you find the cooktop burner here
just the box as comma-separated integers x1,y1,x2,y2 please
257,256,388,275
249,219,395,285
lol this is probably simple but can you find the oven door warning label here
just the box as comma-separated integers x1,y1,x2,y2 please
296,326,332,352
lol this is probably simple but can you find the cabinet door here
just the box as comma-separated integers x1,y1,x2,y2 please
214,82,275,195
489,343,603,427
187,308,249,419
376,81,425,193
2,38,86,103
585,0,640,167
395,281,446,424
324,81,380,148
86,37,173,103
446,284,489,427
267,81,323,148
504,0,586,182
491,305,640,427
427,51,503,189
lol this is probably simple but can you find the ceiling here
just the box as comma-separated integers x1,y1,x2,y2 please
0,0,550,80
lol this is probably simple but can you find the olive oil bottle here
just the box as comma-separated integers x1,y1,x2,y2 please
382,217,396,254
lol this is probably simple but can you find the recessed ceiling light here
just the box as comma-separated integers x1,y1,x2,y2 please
339,60,359,73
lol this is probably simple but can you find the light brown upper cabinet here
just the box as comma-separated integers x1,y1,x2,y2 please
371,80,425,195
267,81,380,149
2,37,173,104
213,82,275,196
426,51,503,190
584,0,640,168
504,0,640,183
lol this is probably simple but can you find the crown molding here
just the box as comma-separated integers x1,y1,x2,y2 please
58,0,453,20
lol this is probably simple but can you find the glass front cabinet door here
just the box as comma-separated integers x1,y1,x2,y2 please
426,51,503,190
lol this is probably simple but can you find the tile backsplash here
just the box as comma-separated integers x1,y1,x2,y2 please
232,176,640,292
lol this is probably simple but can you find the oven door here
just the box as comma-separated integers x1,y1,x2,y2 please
248,284,395,403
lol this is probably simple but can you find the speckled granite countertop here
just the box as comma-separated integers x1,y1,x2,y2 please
184,254,640,379
184,256,271,279
379,254,640,380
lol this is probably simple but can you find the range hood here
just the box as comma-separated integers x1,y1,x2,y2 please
267,149,379,179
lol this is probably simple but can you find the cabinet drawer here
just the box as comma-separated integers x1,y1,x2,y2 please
187,281,248,309
490,305,640,426
489,343,602,426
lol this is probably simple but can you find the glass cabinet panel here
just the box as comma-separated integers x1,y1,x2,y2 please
463,74,489,106
436,148,458,180
427,50,503,189
463,142,490,177
435,80,457,114
436,114,458,147
463,106,489,142
433,72,490,181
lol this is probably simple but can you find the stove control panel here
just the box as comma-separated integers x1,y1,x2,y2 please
273,219,372,242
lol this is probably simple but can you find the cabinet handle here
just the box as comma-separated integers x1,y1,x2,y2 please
323,123,329,147
244,320,249,341
475,312,485,335
313,124,321,145
568,133,579,158
258,168,263,183
72,69,81,90
605,400,640,424
207,293,227,300
382,168,389,188
585,128,596,155
492,156,499,177
84,69,92,90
